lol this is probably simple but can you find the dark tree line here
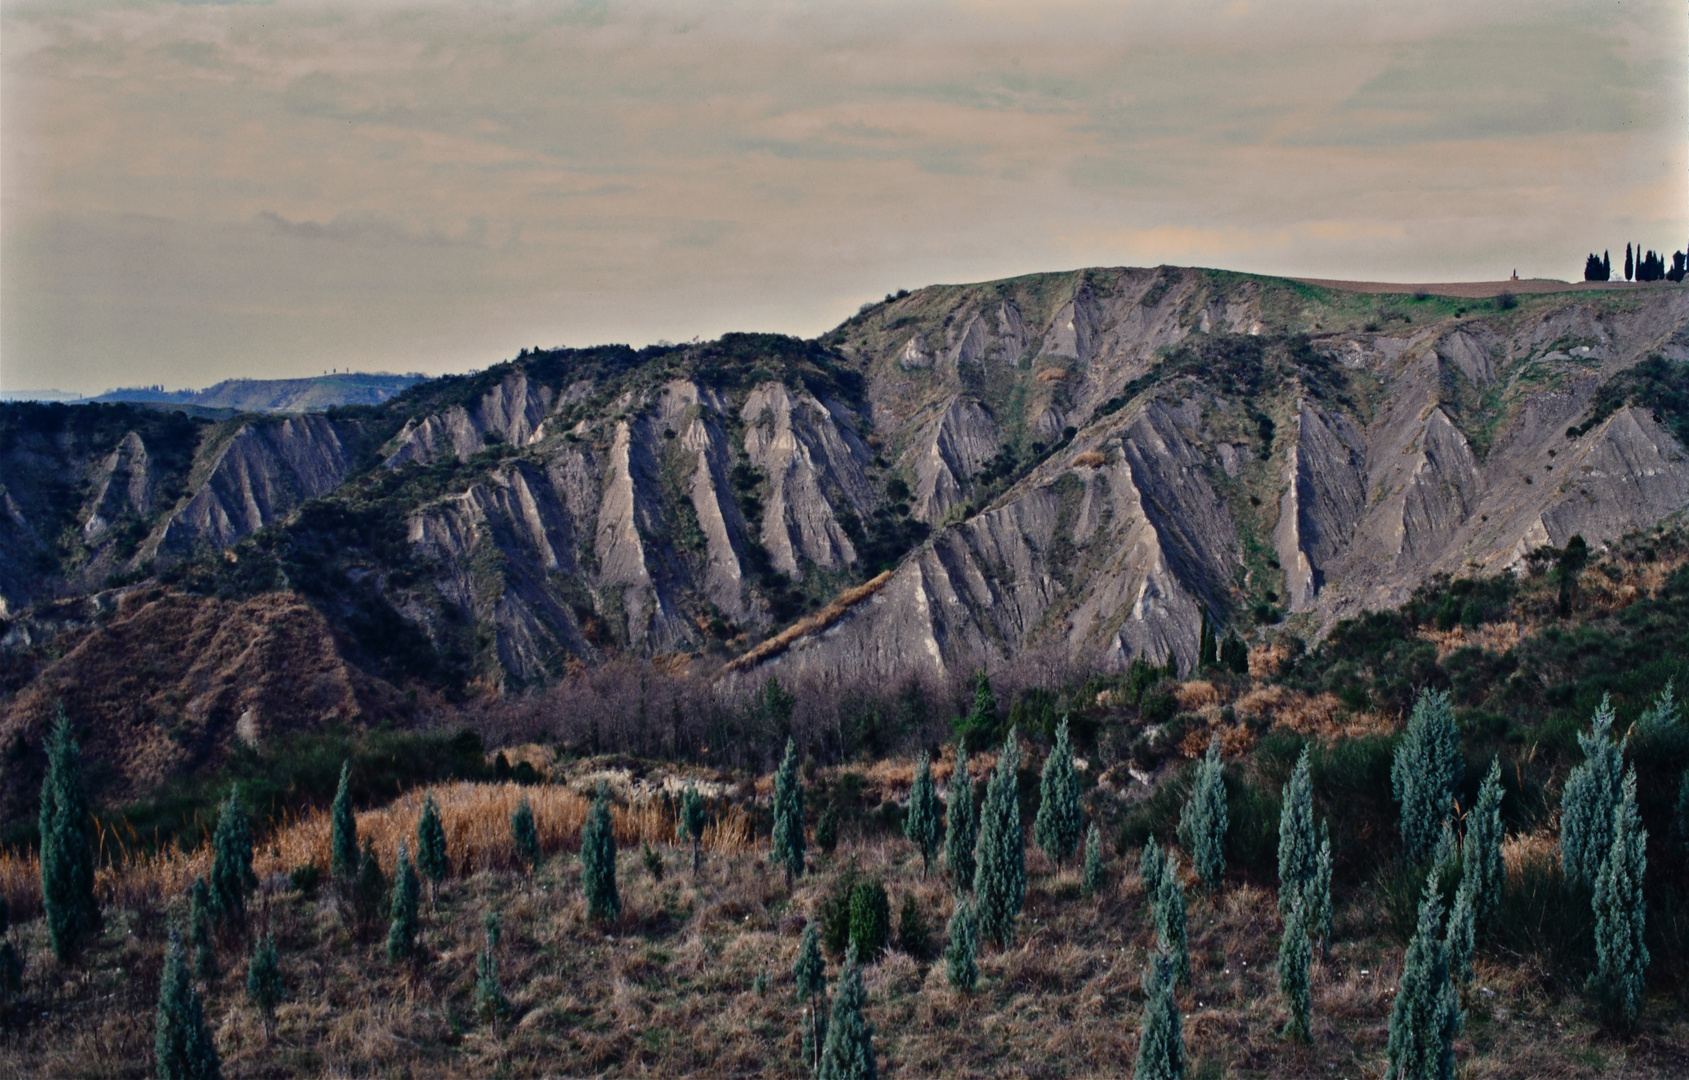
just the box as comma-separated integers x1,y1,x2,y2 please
1588,242,1687,283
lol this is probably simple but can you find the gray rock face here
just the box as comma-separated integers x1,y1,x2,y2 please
157,414,356,553
83,431,159,543
385,371,554,466
909,399,1000,524
742,383,873,573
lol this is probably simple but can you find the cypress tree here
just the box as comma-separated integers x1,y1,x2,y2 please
1035,717,1083,866
1082,822,1106,896
1179,736,1228,891
1278,896,1312,1043
973,728,1026,948
904,752,941,878
848,879,891,961
1308,822,1333,955
945,898,979,992
581,782,620,923
475,914,509,1023
1384,871,1461,1080
1463,757,1505,930
208,786,254,929
1561,695,1624,888
772,737,806,887
1278,746,1316,920
1625,242,1634,281
387,841,421,964
39,712,99,962
1133,954,1185,1080
416,792,448,908
794,923,827,1071
1153,849,1190,985
330,760,358,884
155,937,221,1080
1603,250,1612,280
943,746,978,890
681,782,708,876
1392,688,1463,864
1445,871,1476,989
245,933,284,1038
511,796,540,872
354,838,387,936
1589,768,1649,1025
817,945,876,1080
189,877,217,981
1631,681,1680,740
1141,835,1166,900
957,669,999,750
1219,632,1248,674
816,801,840,855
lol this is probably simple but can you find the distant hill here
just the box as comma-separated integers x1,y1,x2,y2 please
94,372,425,413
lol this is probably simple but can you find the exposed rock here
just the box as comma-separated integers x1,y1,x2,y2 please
385,370,554,466
909,399,1000,524
82,431,159,542
741,383,874,572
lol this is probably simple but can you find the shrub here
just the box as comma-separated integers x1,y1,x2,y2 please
1082,823,1106,896
952,671,1001,751
39,712,99,962
821,865,862,957
189,877,216,981
896,893,931,960
289,861,322,898
817,801,841,856
245,933,284,1037
848,879,890,962
1393,688,1462,864
511,797,540,871
681,783,708,875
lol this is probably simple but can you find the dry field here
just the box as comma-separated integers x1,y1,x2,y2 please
1,780,1686,1078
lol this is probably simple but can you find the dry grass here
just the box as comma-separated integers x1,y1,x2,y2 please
722,571,894,674
1418,621,1525,661
1070,450,1107,468
1035,367,1070,383
2,781,1685,1078
1233,685,1393,740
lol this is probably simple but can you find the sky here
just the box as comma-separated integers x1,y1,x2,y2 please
2,1,1685,395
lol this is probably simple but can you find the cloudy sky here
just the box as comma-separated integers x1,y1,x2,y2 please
3,0,1685,394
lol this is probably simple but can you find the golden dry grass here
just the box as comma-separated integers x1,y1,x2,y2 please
1070,450,1107,468
722,571,894,674
1418,621,1525,661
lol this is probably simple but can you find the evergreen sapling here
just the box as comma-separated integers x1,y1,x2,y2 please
475,912,510,1023
387,840,421,964
1179,736,1228,891
1384,871,1461,1080
681,782,708,876
1141,835,1166,901
245,933,284,1038
415,792,448,908
189,877,216,981
1133,954,1186,1080
1082,822,1106,896
817,945,876,1080
1589,768,1649,1026
581,783,620,923
1560,695,1624,888
208,787,254,929
1445,872,1476,990
1034,717,1083,866
39,712,99,962
794,923,827,1072
1463,758,1505,930
945,898,979,993
330,761,358,885
1153,849,1190,986
1308,822,1333,955
1392,688,1462,864
972,728,1026,948
944,746,978,891
772,737,807,887
903,752,941,878
155,936,221,1080
1278,896,1312,1043
1278,746,1317,919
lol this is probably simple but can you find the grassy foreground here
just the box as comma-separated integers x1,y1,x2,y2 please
1,773,1685,1078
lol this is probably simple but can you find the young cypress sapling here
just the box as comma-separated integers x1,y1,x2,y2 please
39,711,99,962
1385,871,1461,1080
1278,746,1316,919
475,913,509,1023
415,792,448,908
1179,736,1228,891
973,728,1026,948
1082,822,1106,896
945,899,979,993
511,796,540,872
816,801,841,856
944,746,978,891
772,737,807,887
1308,822,1333,955
1589,768,1649,1026
896,893,931,959
904,752,941,878
581,782,620,923
794,923,827,1072
1141,835,1166,900
1034,717,1083,866
1154,849,1190,986
1445,872,1476,990
1463,758,1505,930
208,786,254,929
847,879,890,961
387,841,421,964
189,877,217,981
1392,688,1463,864
354,839,387,936
330,760,358,885
680,782,708,876
155,936,221,1080
1133,954,1186,1080
1278,896,1312,1043
1561,695,1625,888
245,933,284,1038
955,670,999,750
817,945,876,1080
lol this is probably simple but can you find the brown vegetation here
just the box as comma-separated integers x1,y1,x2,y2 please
722,571,895,674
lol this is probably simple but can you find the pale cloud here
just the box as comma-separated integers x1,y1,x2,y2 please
2,0,1685,393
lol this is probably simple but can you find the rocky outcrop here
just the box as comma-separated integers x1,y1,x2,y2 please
385,371,554,466
1274,403,1367,610
157,414,356,552
908,398,1000,525
741,384,874,572
82,431,159,542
